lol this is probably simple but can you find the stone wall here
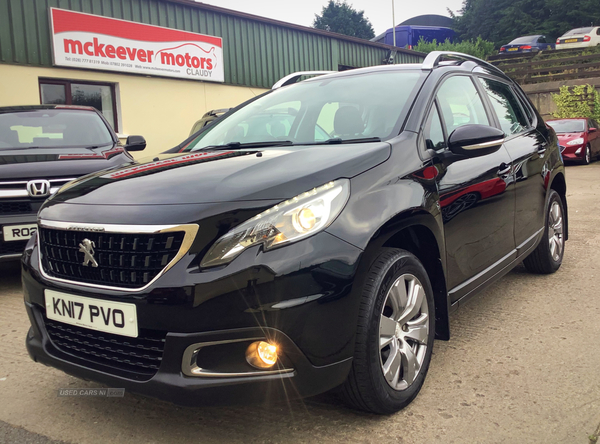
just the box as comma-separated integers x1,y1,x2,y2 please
522,77,600,121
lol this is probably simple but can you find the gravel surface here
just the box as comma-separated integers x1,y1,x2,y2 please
1,163,599,444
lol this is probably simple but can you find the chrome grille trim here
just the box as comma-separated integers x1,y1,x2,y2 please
38,219,199,292
0,178,77,199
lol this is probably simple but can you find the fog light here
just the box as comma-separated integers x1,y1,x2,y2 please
575,147,582,154
246,341,278,369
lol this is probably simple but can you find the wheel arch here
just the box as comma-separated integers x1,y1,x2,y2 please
357,210,450,341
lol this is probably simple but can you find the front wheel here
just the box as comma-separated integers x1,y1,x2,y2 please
523,190,565,274
340,249,435,414
583,144,591,165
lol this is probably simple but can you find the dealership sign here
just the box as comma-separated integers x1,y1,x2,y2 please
50,8,224,82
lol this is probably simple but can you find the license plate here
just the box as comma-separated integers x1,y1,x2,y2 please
2,224,37,242
45,290,138,338
508,47,518,51
564,39,578,43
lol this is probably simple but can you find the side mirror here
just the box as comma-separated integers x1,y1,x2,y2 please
124,135,146,151
448,124,505,157
589,127,597,133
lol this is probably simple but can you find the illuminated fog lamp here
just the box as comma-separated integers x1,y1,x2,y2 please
575,147,582,155
246,341,278,369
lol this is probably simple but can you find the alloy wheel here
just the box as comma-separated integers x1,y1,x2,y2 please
548,200,564,262
585,145,591,164
379,274,429,391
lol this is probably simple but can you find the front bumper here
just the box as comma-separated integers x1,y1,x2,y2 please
22,230,363,404
561,144,585,161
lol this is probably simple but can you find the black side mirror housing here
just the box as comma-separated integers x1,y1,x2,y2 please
125,135,146,151
448,124,505,158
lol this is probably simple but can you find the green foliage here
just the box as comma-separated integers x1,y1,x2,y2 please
413,37,496,59
552,85,600,120
452,0,600,48
313,1,375,40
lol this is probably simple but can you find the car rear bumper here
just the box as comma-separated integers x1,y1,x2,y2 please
557,42,595,50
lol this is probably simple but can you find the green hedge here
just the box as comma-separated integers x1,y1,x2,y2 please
552,85,600,120
412,37,496,60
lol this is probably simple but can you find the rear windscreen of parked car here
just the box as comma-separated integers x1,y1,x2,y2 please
0,109,113,149
547,120,585,133
508,36,538,44
562,27,593,36
184,71,425,151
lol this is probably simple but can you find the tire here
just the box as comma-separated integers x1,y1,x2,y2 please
523,189,565,274
340,248,435,414
583,144,591,165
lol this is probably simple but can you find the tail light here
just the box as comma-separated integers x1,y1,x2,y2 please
520,45,532,50
556,39,560,44
500,47,506,52
583,35,591,42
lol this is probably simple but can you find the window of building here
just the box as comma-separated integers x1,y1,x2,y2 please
39,79,118,131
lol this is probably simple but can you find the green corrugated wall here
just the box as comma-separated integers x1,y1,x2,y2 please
0,0,424,88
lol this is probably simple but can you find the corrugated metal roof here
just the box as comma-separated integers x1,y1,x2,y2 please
0,0,424,88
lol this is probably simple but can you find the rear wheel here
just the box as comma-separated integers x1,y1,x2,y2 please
523,190,565,274
340,249,435,414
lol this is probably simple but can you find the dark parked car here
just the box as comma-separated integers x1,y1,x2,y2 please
499,35,554,54
23,52,567,414
547,118,600,164
0,105,145,262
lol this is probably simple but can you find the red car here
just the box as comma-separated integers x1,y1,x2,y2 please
546,118,600,164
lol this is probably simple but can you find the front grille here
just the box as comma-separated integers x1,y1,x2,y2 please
0,239,27,256
40,228,185,288
0,201,32,214
44,318,166,380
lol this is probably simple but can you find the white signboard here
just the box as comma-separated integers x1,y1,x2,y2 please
50,8,224,82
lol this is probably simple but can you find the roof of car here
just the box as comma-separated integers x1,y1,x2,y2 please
0,105,97,114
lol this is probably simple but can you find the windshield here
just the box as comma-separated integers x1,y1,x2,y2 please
563,27,593,36
0,109,113,149
547,120,585,133
183,70,424,152
509,36,538,44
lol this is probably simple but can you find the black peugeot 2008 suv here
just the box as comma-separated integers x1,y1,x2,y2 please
22,52,567,414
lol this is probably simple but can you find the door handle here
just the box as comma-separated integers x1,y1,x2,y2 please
497,163,511,176
537,144,548,155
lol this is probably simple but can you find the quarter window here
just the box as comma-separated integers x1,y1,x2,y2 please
39,79,118,131
424,104,446,150
477,78,529,135
436,76,490,136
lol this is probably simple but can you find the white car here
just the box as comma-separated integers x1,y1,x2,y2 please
556,26,600,49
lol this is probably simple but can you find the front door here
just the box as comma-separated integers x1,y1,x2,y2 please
425,75,516,302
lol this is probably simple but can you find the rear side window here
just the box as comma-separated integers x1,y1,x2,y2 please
436,76,490,136
478,78,529,135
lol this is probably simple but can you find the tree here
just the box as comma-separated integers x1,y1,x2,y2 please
313,1,375,40
452,0,600,48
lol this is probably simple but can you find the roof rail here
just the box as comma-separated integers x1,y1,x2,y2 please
421,51,502,74
272,71,335,89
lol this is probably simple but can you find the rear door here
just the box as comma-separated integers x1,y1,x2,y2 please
427,75,516,301
476,77,547,251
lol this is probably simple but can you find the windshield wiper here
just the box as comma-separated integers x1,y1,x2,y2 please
306,137,382,145
201,140,294,151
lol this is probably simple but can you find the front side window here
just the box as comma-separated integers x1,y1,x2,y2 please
183,71,425,152
40,79,117,130
436,76,490,137
478,78,529,135
0,109,113,149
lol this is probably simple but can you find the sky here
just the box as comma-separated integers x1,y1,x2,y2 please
196,0,465,36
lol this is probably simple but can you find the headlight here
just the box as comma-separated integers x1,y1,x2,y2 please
201,179,350,267
566,138,584,146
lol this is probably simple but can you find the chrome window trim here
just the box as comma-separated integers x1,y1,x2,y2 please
181,339,294,378
37,219,199,293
